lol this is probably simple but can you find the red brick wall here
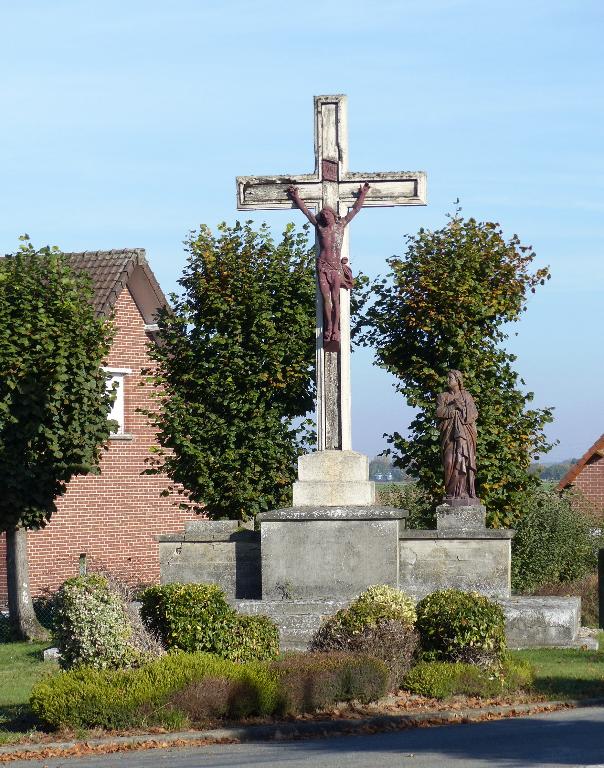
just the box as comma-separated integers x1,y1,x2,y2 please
0,287,198,606
570,455,604,514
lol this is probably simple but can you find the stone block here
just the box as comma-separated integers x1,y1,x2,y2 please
158,528,261,599
235,599,348,651
436,504,487,532
399,532,512,599
43,647,61,662
259,507,405,601
499,596,581,648
293,451,375,506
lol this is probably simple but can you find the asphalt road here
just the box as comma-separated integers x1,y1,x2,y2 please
10,705,604,768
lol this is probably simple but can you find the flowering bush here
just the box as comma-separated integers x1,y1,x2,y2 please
54,575,152,670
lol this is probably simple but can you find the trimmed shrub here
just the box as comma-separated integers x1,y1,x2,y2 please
512,486,602,593
30,649,388,729
272,652,388,715
312,618,419,690
403,657,533,699
140,583,279,662
312,585,416,645
311,586,418,688
220,614,280,663
140,583,233,654
54,575,147,670
416,589,506,667
168,677,262,723
30,651,280,730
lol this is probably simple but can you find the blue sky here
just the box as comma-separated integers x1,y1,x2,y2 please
1,0,602,461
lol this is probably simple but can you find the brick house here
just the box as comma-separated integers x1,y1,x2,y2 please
0,249,198,606
557,433,604,513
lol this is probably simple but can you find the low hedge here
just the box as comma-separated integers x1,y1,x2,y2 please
403,657,533,699
273,652,388,714
30,652,280,730
30,649,388,730
139,583,279,663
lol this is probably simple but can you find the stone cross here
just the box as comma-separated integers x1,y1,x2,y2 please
236,94,427,451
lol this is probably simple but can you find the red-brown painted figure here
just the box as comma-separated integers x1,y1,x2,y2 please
287,183,369,346
436,370,480,504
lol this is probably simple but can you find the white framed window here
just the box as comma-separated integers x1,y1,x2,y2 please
102,367,132,436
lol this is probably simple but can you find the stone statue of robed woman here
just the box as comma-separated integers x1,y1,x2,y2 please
436,370,480,505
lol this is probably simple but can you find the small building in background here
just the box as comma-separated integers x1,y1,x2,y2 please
0,249,198,606
557,433,604,514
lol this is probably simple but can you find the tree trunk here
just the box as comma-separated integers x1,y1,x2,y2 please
6,527,49,642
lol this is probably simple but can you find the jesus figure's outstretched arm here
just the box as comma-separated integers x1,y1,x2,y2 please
343,183,370,224
287,186,317,227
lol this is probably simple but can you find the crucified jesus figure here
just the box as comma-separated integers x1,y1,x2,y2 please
288,182,370,346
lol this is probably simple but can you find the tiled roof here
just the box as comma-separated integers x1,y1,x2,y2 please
64,249,150,316
556,433,604,490
1,247,169,321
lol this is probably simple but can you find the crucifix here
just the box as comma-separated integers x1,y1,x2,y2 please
236,94,426,452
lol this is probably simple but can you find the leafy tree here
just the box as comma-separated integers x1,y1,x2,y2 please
145,221,315,521
357,210,555,527
0,239,115,639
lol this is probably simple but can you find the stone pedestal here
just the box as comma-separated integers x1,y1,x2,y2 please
399,503,513,600
292,451,375,506
257,506,407,601
436,503,486,532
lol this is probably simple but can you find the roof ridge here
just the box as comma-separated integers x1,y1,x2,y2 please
556,433,604,490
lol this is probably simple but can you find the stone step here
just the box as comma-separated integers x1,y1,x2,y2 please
234,596,586,652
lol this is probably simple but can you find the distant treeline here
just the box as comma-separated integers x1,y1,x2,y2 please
371,456,578,484
529,459,578,482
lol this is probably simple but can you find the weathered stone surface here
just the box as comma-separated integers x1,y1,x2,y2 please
292,450,375,506
43,647,61,662
297,450,369,482
499,596,581,648
399,535,511,599
159,531,261,600
235,599,348,651
259,506,407,523
260,513,401,601
436,504,487,532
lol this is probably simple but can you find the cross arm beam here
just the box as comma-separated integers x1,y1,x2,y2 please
339,171,427,207
237,174,321,210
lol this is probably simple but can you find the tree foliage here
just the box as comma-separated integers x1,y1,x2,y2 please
357,210,554,527
511,485,602,593
146,221,315,520
0,238,115,532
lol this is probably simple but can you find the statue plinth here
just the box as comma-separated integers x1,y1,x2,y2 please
436,502,486,532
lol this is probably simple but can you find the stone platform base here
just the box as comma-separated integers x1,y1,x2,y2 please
233,596,588,652
257,506,407,601
501,596,582,649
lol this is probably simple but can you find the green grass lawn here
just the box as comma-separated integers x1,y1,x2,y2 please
510,633,604,701
0,642,57,744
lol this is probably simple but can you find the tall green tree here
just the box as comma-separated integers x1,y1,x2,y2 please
0,238,115,639
357,210,555,527
146,221,315,521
